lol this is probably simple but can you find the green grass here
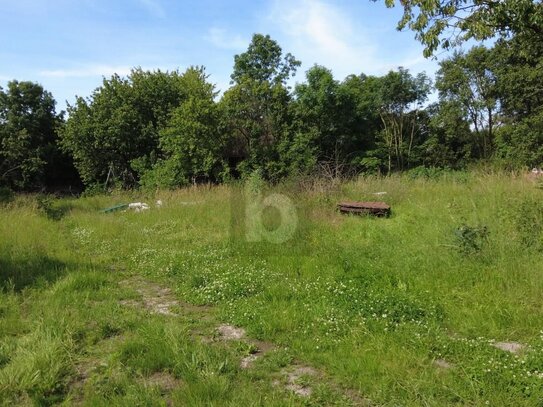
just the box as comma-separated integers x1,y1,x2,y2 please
1,172,543,405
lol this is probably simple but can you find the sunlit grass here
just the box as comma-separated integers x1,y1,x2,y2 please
1,172,542,405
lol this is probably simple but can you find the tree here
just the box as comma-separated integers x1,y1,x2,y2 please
492,35,543,121
293,66,344,162
0,80,68,190
223,34,300,179
222,77,293,179
140,68,226,188
61,68,188,187
421,102,473,168
376,68,432,173
338,74,384,172
231,34,300,85
492,34,543,167
436,46,498,159
293,66,381,173
495,111,543,168
376,0,543,56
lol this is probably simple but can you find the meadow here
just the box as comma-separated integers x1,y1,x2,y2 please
1,171,543,406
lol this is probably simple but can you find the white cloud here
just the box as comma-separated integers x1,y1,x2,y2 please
205,28,248,51
137,0,166,19
39,65,134,78
268,0,438,80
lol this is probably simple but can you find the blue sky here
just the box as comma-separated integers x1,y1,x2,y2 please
0,0,441,111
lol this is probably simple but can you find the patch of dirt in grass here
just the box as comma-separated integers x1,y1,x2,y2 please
141,371,181,393
216,324,246,340
240,338,277,369
119,278,179,316
273,363,371,405
239,343,276,369
283,365,318,397
119,277,211,317
214,324,277,369
240,354,260,369
272,365,318,398
492,341,525,354
212,324,278,369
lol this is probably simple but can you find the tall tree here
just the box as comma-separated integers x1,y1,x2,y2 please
294,66,344,162
492,34,543,167
223,34,300,179
0,81,67,190
231,34,300,85
377,68,431,173
436,46,498,159
339,74,383,172
140,67,226,188
421,101,474,168
293,66,381,172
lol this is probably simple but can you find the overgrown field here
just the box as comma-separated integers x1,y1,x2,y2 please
1,172,543,406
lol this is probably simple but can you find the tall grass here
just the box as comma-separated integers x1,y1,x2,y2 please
1,171,542,405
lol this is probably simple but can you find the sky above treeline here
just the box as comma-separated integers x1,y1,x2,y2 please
0,0,442,111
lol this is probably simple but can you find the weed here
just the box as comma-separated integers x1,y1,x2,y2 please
454,223,489,254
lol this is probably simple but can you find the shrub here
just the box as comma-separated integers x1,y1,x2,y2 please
454,223,489,254
35,195,67,221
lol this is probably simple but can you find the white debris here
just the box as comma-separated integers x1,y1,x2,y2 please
373,192,387,196
156,200,163,208
128,202,150,212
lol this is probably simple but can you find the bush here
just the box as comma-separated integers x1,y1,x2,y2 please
35,195,68,221
454,223,489,254
138,159,188,190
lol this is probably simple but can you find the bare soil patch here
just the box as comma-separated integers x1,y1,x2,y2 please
119,278,180,316
141,371,181,393
492,341,525,354
216,324,246,340
284,365,318,397
119,277,211,317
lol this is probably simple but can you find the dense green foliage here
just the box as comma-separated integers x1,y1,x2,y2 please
2,15,543,191
378,0,543,57
60,68,191,188
0,81,76,190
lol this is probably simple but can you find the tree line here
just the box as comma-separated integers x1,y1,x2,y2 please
1,2,542,191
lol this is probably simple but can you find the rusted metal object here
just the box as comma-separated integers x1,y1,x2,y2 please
337,201,391,217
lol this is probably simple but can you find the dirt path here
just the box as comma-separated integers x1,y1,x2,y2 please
118,276,371,405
